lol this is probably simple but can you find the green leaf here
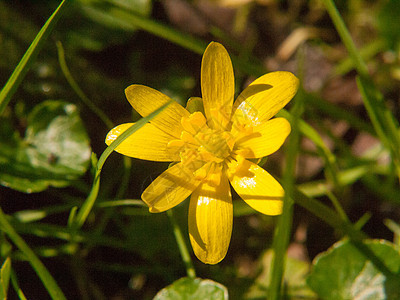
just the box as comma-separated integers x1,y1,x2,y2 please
0,100,91,193
154,277,228,300
0,258,11,299
307,239,400,300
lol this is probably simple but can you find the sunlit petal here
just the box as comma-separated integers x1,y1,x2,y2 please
201,42,234,131
228,159,283,215
189,172,233,264
105,123,180,162
125,85,189,138
235,118,291,158
142,163,201,212
232,71,299,126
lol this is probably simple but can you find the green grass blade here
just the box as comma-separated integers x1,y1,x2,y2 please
56,41,114,129
100,2,267,76
0,208,67,300
10,271,28,300
357,76,400,176
72,100,173,229
321,0,400,178
167,209,196,279
89,4,206,55
0,257,11,299
293,189,366,241
304,93,374,135
0,0,71,115
277,109,339,186
320,0,369,78
268,85,303,300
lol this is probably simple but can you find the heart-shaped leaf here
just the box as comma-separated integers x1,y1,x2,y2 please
307,239,400,300
0,100,91,193
154,277,228,300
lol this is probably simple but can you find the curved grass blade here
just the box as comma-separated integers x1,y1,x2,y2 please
321,0,400,178
71,100,173,229
268,82,303,300
0,0,71,115
0,208,67,300
56,41,114,129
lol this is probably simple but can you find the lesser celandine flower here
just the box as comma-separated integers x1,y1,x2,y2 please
106,42,298,264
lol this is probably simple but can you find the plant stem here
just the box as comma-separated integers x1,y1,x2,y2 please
56,41,114,130
268,82,303,300
167,209,196,279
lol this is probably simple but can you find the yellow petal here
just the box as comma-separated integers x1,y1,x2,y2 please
142,163,201,212
189,172,233,264
228,159,283,215
125,85,189,138
105,123,180,161
201,42,234,131
232,71,299,126
235,118,291,159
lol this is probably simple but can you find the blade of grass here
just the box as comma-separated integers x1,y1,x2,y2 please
57,40,133,201
8,221,130,251
167,209,196,279
56,41,114,129
96,1,267,76
71,100,173,229
10,271,28,300
0,0,70,115
13,199,146,224
84,3,206,55
277,109,339,187
304,93,374,135
321,0,400,178
293,189,366,240
268,83,303,300
320,0,369,78
0,257,11,299
294,188,399,278
334,39,386,76
357,76,400,177
0,208,67,300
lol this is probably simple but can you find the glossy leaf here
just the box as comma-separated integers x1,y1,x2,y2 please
307,239,400,300
0,100,91,193
154,277,228,300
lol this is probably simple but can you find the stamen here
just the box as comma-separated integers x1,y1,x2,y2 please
174,111,239,180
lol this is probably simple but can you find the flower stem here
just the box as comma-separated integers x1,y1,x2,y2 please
167,209,196,278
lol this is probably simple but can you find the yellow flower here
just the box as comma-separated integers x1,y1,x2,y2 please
105,42,299,264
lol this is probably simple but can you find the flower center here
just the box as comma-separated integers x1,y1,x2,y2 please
167,112,235,182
